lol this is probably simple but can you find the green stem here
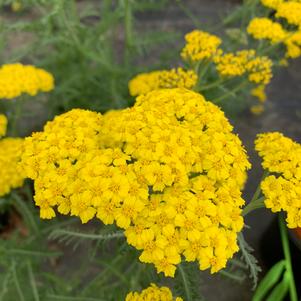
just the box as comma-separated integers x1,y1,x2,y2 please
212,80,249,103
198,77,228,92
243,170,269,216
178,264,192,301
0,263,12,301
279,215,298,301
242,197,265,216
124,0,133,66
12,261,25,301
252,170,269,204
27,261,40,301
11,99,22,136
198,60,211,83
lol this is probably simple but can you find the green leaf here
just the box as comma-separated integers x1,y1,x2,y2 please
266,271,290,301
252,260,286,301
238,233,262,289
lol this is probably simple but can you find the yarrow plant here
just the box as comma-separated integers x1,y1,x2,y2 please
0,1,300,301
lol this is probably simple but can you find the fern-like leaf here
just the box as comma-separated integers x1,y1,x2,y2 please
238,233,262,289
48,228,125,250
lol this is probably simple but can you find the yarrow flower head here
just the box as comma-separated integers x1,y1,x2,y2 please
21,89,251,277
0,114,7,137
247,18,287,44
255,132,301,228
125,284,183,301
260,0,283,9
0,63,54,100
0,138,25,196
128,68,197,96
246,54,273,85
181,30,222,63
214,50,273,85
276,2,301,26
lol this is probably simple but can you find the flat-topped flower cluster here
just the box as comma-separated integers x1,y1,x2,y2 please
256,132,301,228
129,68,197,97
21,88,251,277
0,63,54,99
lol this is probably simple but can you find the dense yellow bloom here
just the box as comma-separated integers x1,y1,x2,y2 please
285,31,301,58
246,55,273,85
214,50,273,85
181,30,222,62
125,284,183,301
129,68,197,96
251,85,267,102
214,51,249,77
21,109,103,220
276,2,301,26
247,18,287,43
0,63,54,99
0,138,25,196
256,132,301,228
21,89,250,276
261,0,283,9
0,114,7,137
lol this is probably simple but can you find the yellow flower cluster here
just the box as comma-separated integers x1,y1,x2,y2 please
261,0,283,9
214,50,273,85
248,3,301,59
247,18,287,43
247,55,273,85
125,284,183,301
255,132,301,228
181,30,222,62
276,2,301,26
0,63,54,99
129,68,197,96
285,31,301,58
21,88,251,277
21,109,104,220
0,114,7,137
0,138,25,196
